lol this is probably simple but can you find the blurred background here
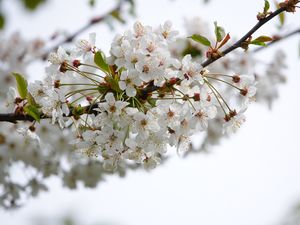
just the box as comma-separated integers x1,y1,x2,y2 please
0,0,300,224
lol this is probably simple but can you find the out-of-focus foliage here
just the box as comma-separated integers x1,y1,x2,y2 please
0,13,4,30
280,202,300,225
21,0,46,10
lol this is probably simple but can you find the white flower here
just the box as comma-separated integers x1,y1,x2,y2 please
73,33,96,59
98,92,129,116
48,47,69,65
133,111,160,139
133,21,151,38
181,54,204,84
157,20,179,41
17,127,40,143
40,89,69,128
135,57,160,82
6,87,17,111
237,75,257,106
28,81,46,103
119,70,142,97
223,111,246,134
191,104,217,131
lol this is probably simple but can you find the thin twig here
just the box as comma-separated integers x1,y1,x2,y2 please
0,4,293,123
201,7,286,67
41,0,125,60
0,104,99,124
254,27,300,52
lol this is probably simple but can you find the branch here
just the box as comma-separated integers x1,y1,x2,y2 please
0,3,295,124
41,0,126,60
254,27,300,52
0,104,99,124
201,6,287,67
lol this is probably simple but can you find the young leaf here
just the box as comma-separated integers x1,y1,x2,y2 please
214,21,225,42
279,11,285,27
106,77,122,93
275,1,285,28
12,72,28,99
250,41,267,46
24,105,41,122
27,93,39,107
94,51,110,74
22,0,45,11
218,33,231,49
189,34,211,47
264,0,270,14
252,36,273,42
110,10,126,24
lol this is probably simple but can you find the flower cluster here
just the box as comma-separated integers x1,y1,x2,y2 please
2,19,289,209
7,21,255,171
0,32,44,101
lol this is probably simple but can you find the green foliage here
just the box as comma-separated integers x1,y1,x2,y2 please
263,0,270,14
110,10,126,24
252,35,273,42
189,34,211,47
214,21,225,42
24,105,41,122
94,51,110,74
126,0,136,15
182,44,203,57
279,11,285,27
89,0,95,7
249,41,267,46
27,93,38,107
12,73,28,99
250,35,273,46
0,14,4,30
22,0,46,10
275,0,285,28
106,77,122,93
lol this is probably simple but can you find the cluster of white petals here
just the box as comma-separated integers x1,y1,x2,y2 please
0,19,287,209
19,21,255,171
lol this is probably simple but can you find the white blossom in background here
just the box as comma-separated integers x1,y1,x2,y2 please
0,17,288,209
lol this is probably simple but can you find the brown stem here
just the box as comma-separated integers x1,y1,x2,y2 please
201,7,287,67
0,104,99,124
0,4,294,123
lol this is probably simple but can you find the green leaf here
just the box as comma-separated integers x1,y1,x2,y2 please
147,98,157,107
89,0,96,7
110,10,126,24
188,34,211,47
24,105,41,122
27,93,39,107
252,36,273,42
214,22,225,42
94,51,110,74
22,0,45,10
0,14,5,30
107,77,121,93
182,43,203,57
12,73,28,99
264,0,270,14
275,1,285,28
250,41,266,46
279,11,285,27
